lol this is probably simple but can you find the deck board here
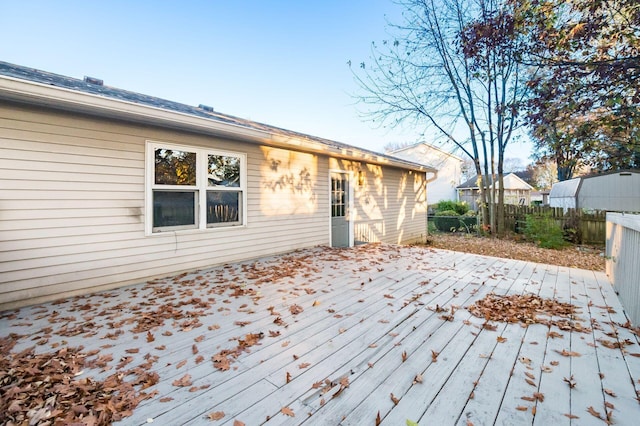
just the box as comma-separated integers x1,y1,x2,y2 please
1,244,638,426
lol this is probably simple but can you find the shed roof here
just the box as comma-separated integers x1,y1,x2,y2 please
549,177,581,198
457,173,533,190
0,61,434,173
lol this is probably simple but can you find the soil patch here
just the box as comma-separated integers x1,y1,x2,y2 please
424,233,604,271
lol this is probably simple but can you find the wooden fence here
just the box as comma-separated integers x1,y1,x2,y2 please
606,213,640,325
503,205,606,246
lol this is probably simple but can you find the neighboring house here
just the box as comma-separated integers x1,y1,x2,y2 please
457,173,534,210
388,143,463,205
0,61,435,310
549,170,640,212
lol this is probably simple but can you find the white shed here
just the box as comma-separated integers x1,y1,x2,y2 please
549,170,640,212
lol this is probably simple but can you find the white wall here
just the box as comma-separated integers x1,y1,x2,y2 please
389,144,462,204
0,102,427,309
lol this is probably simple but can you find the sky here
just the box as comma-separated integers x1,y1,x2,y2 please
0,0,532,165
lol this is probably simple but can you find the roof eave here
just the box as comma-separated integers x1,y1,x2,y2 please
0,75,433,173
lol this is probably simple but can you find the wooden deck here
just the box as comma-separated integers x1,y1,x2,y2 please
2,244,639,425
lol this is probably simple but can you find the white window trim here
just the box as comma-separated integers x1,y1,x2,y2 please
145,140,247,235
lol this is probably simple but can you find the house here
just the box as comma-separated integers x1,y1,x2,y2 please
387,142,463,205
0,61,435,310
549,170,640,212
456,173,534,210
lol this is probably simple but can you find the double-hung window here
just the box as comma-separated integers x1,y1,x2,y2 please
147,142,246,234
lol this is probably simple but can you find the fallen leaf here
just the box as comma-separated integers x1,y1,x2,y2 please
414,374,423,384
281,407,295,417
176,359,187,369
369,343,378,348
431,350,439,362
390,393,399,405
587,406,603,420
563,375,576,388
563,413,579,419
497,336,507,343
125,348,140,354
516,406,528,411
172,374,192,387
604,388,617,397
286,372,292,383
402,351,408,362
146,331,155,342
233,421,245,426
375,411,382,426
195,335,205,342
298,363,311,369
207,411,225,420
290,304,304,315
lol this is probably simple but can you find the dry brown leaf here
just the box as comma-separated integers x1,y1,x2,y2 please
208,411,225,420
563,413,580,419
587,406,603,420
233,420,245,426
516,406,528,411
431,350,439,362
564,375,577,388
286,372,292,383
195,335,205,342
369,343,378,348
281,407,295,417
298,362,311,369
172,374,192,387
402,351,408,362
146,331,155,342
497,336,507,343
376,411,382,426
604,388,617,397
414,374,423,384
390,393,400,405
125,348,140,354
176,359,188,369
290,304,304,315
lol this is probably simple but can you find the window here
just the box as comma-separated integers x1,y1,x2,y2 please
147,142,246,234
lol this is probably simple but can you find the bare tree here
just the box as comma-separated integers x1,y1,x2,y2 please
352,0,523,234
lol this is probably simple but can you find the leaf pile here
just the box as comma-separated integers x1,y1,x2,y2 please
467,293,587,331
0,341,157,425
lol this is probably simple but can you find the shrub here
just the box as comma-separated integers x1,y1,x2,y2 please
524,214,568,249
434,210,461,232
435,200,469,216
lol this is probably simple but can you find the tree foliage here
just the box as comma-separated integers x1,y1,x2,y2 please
353,0,524,235
516,0,640,178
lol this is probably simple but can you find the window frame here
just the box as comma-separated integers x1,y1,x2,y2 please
145,141,247,235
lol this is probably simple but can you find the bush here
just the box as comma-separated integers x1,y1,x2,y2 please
434,210,461,232
524,214,568,249
435,200,469,216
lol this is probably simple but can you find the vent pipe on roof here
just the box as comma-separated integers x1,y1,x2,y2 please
199,104,214,112
84,76,103,86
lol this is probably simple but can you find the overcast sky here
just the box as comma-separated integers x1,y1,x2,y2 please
0,0,532,164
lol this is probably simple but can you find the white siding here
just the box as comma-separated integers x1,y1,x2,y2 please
0,102,427,309
0,103,328,309
329,159,428,244
389,144,462,204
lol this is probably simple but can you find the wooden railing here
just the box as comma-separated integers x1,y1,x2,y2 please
606,213,640,325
